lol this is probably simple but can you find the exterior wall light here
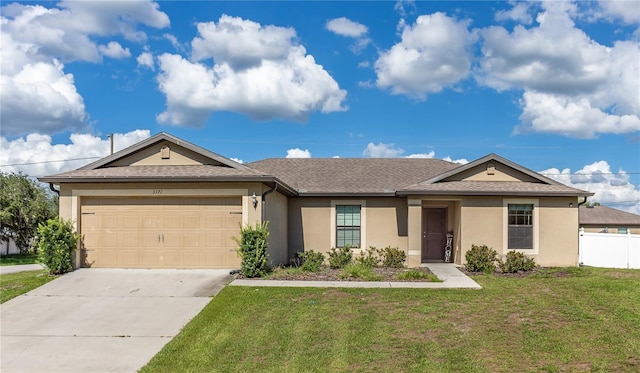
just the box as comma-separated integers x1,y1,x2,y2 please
252,192,258,209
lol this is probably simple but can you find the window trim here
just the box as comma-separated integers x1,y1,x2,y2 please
331,200,366,249
503,199,539,254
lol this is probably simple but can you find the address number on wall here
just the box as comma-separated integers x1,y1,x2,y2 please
152,189,163,195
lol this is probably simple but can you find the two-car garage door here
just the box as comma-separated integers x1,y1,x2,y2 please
80,197,242,269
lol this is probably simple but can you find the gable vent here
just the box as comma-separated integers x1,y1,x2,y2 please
486,163,495,175
161,146,171,159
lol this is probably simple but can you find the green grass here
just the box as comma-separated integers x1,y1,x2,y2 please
397,268,442,282
0,270,54,303
142,267,640,373
0,253,39,266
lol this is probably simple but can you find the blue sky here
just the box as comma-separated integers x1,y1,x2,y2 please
1,1,639,213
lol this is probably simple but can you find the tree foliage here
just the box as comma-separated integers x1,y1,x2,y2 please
0,172,57,252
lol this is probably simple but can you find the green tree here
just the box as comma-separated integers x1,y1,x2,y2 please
0,172,57,252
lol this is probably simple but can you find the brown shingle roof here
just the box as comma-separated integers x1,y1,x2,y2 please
579,206,640,226
247,158,459,194
399,180,591,196
40,165,265,182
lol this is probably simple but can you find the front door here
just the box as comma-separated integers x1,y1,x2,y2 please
422,208,446,262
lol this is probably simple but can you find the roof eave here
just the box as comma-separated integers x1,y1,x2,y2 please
396,190,595,197
296,192,398,197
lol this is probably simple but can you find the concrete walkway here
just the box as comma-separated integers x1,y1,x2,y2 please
0,264,45,275
230,263,481,289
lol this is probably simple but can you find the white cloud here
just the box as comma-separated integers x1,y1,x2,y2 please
495,2,533,24
325,17,371,53
285,148,311,158
394,0,416,18
405,152,435,158
443,156,469,165
374,13,475,99
517,91,640,138
0,130,150,177
540,161,640,215
0,1,169,136
191,15,296,69
230,157,243,164
479,2,640,138
137,52,155,70
326,17,368,38
98,42,131,59
363,142,404,158
0,58,88,136
156,15,347,126
597,0,640,24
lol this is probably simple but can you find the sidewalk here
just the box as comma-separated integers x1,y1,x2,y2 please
0,264,45,275
230,263,481,289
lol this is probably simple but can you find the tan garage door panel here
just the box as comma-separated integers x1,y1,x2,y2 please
80,197,242,269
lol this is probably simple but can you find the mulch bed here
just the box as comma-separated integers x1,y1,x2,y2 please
239,266,439,282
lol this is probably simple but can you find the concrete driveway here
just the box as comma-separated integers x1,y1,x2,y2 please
1,268,232,373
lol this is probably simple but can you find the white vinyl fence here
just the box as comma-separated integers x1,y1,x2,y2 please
579,228,640,269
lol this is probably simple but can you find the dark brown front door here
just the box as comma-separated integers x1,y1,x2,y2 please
422,208,446,262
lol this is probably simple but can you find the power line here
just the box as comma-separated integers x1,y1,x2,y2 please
0,157,101,167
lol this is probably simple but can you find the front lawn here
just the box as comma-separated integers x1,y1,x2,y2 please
142,267,640,373
0,253,39,266
0,270,54,303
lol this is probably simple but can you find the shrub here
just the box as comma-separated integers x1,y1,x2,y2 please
380,246,406,268
298,250,325,272
327,245,353,269
340,263,382,281
37,218,79,275
500,250,536,273
465,244,498,274
234,222,269,278
355,246,380,268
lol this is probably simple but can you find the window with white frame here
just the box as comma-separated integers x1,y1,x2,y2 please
336,205,361,247
508,204,533,250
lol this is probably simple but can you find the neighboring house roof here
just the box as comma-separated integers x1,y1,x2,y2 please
579,206,640,227
247,158,458,195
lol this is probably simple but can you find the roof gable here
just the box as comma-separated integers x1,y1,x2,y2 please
422,153,561,185
79,132,250,171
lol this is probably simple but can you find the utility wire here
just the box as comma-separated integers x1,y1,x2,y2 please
0,156,101,167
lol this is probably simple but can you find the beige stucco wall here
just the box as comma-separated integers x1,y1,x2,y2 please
287,197,408,262
58,181,265,268
538,197,579,266
263,189,288,267
457,196,580,267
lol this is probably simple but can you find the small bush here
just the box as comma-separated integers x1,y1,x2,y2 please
500,251,536,273
340,263,382,281
465,244,498,274
380,246,406,268
355,246,380,268
37,218,79,275
298,250,325,272
397,269,441,282
234,222,269,278
328,245,353,269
